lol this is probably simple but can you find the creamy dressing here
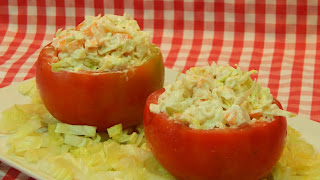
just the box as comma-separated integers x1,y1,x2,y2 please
150,63,295,129
51,13,151,72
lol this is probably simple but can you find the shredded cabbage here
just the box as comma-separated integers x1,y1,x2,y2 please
150,63,295,129
51,13,152,72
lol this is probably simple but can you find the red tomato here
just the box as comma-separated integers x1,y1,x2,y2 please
36,44,164,131
144,88,287,180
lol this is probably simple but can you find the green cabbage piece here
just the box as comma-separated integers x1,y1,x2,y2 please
55,123,96,137
106,123,122,137
63,134,91,147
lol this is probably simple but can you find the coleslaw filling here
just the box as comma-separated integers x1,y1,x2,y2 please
150,63,295,129
51,13,152,72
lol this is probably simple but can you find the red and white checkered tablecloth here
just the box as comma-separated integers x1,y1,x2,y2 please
1,0,319,179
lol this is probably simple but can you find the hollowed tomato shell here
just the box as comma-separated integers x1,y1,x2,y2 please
144,88,287,180
36,44,164,131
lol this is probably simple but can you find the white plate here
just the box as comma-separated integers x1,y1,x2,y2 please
0,68,320,180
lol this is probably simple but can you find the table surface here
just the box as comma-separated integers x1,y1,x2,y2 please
1,0,320,179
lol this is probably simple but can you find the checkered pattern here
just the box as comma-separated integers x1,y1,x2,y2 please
0,0,320,179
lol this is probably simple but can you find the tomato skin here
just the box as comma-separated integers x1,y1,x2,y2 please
144,88,287,180
36,44,164,131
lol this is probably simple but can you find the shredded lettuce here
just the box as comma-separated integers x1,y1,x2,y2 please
63,134,91,147
39,157,74,180
55,123,96,137
8,115,42,143
0,104,30,133
18,79,42,104
106,123,122,137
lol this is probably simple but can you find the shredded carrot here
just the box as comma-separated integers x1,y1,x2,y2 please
82,22,98,36
200,96,211,102
76,22,85,31
249,112,262,120
58,39,66,46
225,112,237,124
116,33,133,39
197,79,204,88
87,38,99,47
126,34,133,39
197,74,211,88
55,39,67,52
56,33,71,39
67,39,84,51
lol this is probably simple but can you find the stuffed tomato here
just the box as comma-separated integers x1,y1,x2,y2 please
36,14,164,131
144,64,293,180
